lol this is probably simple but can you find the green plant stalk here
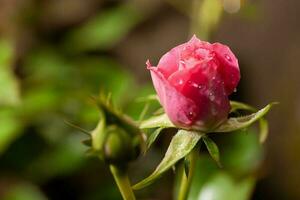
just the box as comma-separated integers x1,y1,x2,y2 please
177,147,198,200
109,165,136,200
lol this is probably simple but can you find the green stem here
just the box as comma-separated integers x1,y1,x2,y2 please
177,148,198,200
109,165,136,200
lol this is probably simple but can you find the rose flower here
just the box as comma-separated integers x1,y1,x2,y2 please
147,36,240,131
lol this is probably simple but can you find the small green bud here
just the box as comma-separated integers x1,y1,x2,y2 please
86,94,145,164
103,125,141,164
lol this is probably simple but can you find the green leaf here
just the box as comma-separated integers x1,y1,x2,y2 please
259,118,268,143
214,103,275,133
133,130,201,190
203,136,222,167
140,113,175,129
147,127,164,149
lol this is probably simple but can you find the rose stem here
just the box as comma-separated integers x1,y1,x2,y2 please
109,165,136,200
177,147,198,200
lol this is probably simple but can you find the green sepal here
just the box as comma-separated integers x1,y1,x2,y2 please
230,101,256,113
146,127,164,149
214,103,275,133
258,118,268,143
202,136,222,167
94,94,140,136
140,113,174,129
184,158,190,177
85,148,100,157
87,94,145,163
91,110,107,151
81,138,92,147
229,101,273,143
136,94,158,102
132,130,202,190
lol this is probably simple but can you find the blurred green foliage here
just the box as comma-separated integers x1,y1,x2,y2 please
0,39,20,106
0,1,154,198
63,5,142,53
186,130,263,200
0,39,21,153
3,182,47,200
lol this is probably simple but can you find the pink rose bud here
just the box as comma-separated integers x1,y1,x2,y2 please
147,35,240,131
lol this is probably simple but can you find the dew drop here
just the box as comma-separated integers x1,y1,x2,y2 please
233,88,237,92
179,60,186,70
191,82,199,88
225,54,232,62
187,111,195,120
212,76,216,80
209,93,215,101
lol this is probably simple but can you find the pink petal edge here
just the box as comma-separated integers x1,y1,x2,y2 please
147,62,198,128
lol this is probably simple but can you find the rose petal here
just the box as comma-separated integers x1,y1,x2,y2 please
156,45,183,79
168,60,230,129
148,36,240,131
156,36,212,79
148,65,199,128
212,43,240,95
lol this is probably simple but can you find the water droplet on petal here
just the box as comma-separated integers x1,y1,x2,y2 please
191,82,199,88
233,88,237,92
179,60,186,70
209,93,215,101
187,111,196,120
225,54,232,62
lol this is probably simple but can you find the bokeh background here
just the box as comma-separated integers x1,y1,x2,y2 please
0,0,299,199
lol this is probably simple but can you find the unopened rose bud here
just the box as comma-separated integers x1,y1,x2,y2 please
103,125,141,164
147,35,240,131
